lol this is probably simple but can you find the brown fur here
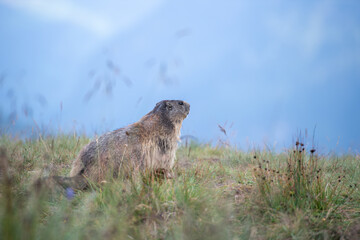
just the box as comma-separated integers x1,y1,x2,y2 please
66,100,190,188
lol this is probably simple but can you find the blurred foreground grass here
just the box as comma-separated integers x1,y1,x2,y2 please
0,135,359,239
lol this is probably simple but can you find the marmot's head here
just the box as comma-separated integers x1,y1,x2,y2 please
153,100,190,123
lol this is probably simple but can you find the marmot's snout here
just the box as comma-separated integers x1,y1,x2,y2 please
181,101,190,116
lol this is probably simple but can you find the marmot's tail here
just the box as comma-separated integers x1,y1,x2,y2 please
34,175,88,193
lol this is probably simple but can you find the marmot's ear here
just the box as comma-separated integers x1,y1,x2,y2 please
155,100,167,107
153,101,167,112
154,101,164,109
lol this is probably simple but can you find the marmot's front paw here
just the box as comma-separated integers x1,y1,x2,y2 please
154,168,174,179
165,170,174,179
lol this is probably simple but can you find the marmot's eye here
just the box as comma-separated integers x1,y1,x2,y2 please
178,101,184,105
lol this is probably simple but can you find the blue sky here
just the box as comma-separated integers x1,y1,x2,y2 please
0,0,359,153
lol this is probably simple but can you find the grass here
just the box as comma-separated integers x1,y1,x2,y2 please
0,134,359,239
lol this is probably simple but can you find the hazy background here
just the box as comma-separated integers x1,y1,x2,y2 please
1,0,359,153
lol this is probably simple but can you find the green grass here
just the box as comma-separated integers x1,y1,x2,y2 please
0,135,359,239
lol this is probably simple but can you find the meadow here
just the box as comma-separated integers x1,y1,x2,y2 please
0,134,359,239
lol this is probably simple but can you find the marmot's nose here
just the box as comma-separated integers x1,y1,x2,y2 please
183,101,190,113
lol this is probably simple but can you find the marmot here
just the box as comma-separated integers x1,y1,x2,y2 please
38,100,190,190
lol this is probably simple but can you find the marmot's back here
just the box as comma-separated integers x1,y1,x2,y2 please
69,100,190,184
